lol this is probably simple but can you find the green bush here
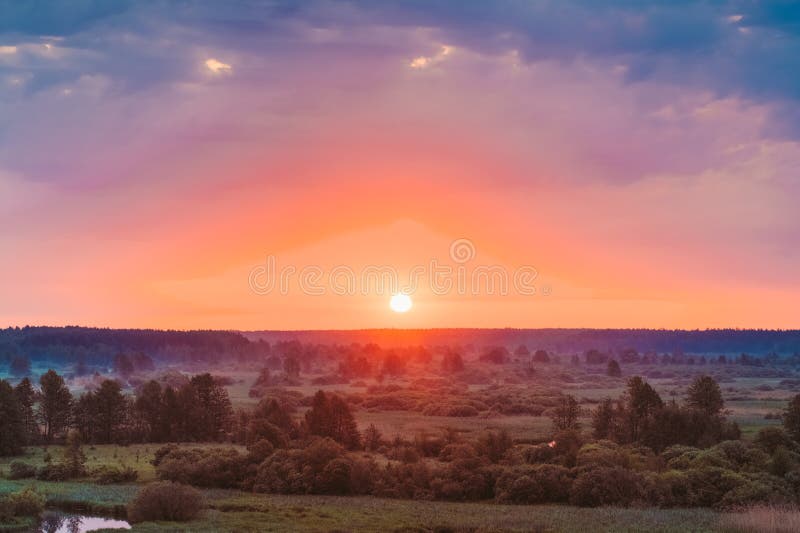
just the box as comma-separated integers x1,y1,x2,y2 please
495,464,572,504
156,447,246,488
569,467,648,507
8,461,36,480
127,481,202,523
92,465,138,484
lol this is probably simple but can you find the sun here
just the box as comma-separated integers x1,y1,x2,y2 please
389,293,413,313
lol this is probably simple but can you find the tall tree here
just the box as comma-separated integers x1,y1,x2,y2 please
625,376,663,442
190,373,233,441
94,379,127,443
0,379,25,455
551,395,581,431
784,394,800,443
592,398,616,439
14,378,38,444
135,380,163,442
686,375,724,416
607,360,622,377
305,390,360,449
38,370,72,442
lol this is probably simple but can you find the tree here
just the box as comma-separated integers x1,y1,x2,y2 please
442,352,465,373
62,429,87,477
9,356,31,377
551,395,581,431
382,353,406,376
135,380,164,442
305,390,361,449
14,378,38,444
607,360,622,377
283,356,301,378
592,398,616,439
94,379,127,443
113,353,135,378
38,370,72,442
479,347,509,364
784,394,800,442
0,379,25,455
686,375,724,416
189,374,233,441
533,350,551,364
625,376,662,442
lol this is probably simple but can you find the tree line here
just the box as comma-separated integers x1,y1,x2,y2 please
0,370,233,454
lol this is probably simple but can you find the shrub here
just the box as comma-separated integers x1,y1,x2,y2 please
8,461,37,480
495,464,572,504
36,463,73,481
246,439,275,463
127,482,202,523
569,467,649,507
7,488,45,517
156,447,246,488
92,465,138,484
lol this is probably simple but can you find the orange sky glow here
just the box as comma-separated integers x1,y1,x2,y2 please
2,3,799,330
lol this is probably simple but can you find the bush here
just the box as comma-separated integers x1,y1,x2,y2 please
569,467,649,507
495,464,572,504
7,488,45,517
156,447,246,488
8,461,37,480
127,482,202,523
36,463,73,481
92,465,138,484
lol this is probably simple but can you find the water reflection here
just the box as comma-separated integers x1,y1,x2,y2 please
37,511,131,533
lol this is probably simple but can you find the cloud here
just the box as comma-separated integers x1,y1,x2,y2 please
408,44,452,69
205,57,232,74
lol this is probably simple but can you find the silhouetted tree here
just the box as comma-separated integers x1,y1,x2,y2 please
95,379,127,443
283,356,301,378
0,379,25,455
14,377,38,444
607,360,622,377
38,370,72,442
784,394,800,443
305,390,360,449
686,375,724,416
592,398,616,439
533,350,551,364
442,353,465,373
551,395,581,432
134,380,164,441
625,376,663,442
189,374,233,441
9,356,31,377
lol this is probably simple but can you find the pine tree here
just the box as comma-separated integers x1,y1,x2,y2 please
686,375,724,416
38,370,72,442
0,379,25,455
14,377,38,444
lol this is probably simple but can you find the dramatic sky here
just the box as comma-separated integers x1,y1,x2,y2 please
1,1,799,329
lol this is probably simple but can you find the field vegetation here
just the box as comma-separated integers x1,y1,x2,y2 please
2,327,800,531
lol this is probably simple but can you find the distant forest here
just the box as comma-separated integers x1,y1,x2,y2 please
248,328,800,355
0,327,799,369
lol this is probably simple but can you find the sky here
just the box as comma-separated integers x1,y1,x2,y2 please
1,0,799,330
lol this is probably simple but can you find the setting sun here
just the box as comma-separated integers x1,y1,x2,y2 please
389,293,413,313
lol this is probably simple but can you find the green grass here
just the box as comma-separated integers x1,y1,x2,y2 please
126,495,725,532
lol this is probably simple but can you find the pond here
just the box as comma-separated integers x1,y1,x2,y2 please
36,511,131,533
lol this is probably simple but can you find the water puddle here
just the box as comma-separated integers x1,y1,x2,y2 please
36,511,131,533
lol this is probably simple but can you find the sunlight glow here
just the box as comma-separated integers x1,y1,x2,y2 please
389,293,412,313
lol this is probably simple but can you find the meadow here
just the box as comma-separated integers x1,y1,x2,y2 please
3,332,800,532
